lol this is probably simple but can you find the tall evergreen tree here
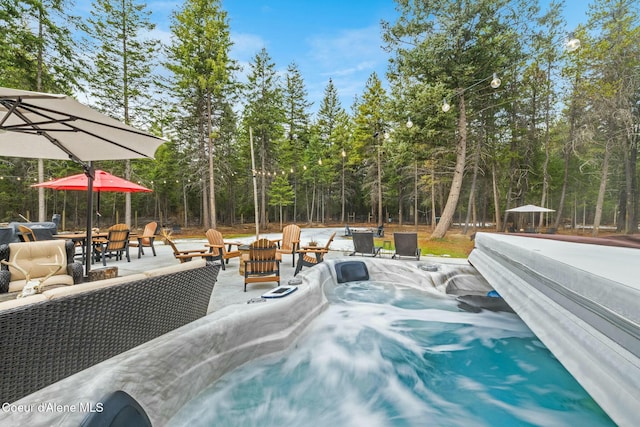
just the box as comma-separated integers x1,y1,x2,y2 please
316,78,349,222
1,0,84,221
0,0,81,92
86,0,159,227
352,73,389,226
584,0,640,234
166,0,237,229
243,48,285,228
268,174,295,229
282,62,312,221
384,0,526,238
532,2,565,226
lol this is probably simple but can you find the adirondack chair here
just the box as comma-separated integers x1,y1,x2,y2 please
242,238,281,292
129,221,158,258
205,229,241,270
93,223,131,266
294,232,336,276
273,224,301,267
165,237,212,264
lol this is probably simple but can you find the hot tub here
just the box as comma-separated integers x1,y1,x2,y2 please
0,257,618,426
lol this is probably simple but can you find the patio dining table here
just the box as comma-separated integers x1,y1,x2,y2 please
55,232,106,263
55,232,137,264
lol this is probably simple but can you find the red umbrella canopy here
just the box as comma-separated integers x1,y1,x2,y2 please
32,169,152,193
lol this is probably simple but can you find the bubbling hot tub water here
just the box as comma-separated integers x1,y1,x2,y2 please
168,280,613,427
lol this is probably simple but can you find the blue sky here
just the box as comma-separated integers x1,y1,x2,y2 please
77,1,590,116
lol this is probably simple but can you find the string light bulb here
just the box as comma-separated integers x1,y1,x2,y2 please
490,73,501,89
566,33,581,52
442,99,451,113
406,117,413,128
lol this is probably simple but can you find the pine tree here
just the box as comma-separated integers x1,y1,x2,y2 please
268,174,295,229
243,48,285,228
316,78,349,222
384,0,524,238
166,0,238,229
1,0,85,221
86,0,160,227
352,73,388,226
282,62,312,221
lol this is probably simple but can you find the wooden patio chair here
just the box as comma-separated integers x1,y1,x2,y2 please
392,232,421,260
205,229,242,270
349,231,381,257
18,225,36,242
93,223,131,266
129,221,158,258
242,238,281,292
165,237,213,264
294,232,336,276
273,224,300,267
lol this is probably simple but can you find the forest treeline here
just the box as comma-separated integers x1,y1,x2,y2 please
1,0,639,237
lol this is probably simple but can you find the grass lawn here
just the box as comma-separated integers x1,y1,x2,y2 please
196,223,477,259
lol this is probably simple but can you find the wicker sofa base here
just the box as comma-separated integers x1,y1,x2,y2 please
0,260,219,403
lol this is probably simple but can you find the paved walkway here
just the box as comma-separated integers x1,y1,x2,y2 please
92,227,353,311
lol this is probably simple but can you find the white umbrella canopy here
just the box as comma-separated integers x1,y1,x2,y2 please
0,87,165,276
506,204,555,232
506,204,555,213
0,87,164,161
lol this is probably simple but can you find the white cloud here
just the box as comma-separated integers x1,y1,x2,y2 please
231,32,268,59
146,27,173,46
307,25,387,77
326,61,378,77
302,25,390,112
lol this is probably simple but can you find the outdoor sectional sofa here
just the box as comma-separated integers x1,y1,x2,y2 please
0,258,220,404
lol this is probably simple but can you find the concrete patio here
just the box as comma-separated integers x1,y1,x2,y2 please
97,227,457,312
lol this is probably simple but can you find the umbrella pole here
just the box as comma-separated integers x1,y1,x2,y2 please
84,163,95,277
96,192,101,228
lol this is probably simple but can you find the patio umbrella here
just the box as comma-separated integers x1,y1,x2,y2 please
0,87,164,275
32,169,153,226
32,169,152,192
506,204,556,213
506,204,555,230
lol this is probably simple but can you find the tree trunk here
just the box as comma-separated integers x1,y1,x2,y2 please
430,166,436,227
553,148,570,231
207,94,217,229
539,63,552,228
623,138,637,234
431,92,467,239
492,163,501,231
593,141,610,237
414,161,418,229
463,139,481,234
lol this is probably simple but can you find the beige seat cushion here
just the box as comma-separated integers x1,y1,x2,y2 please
0,294,47,310
143,258,206,278
8,275,74,293
42,274,147,300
